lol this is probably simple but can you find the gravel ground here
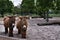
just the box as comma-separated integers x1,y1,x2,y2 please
0,17,60,40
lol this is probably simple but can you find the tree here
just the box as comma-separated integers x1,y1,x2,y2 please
0,0,14,17
51,0,60,14
13,7,21,15
57,0,60,10
21,0,60,17
21,0,54,16
21,0,34,15
37,0,53,12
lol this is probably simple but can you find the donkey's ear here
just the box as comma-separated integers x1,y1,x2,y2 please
7,16,12,18
3,16,9,21
3,18,6,21
23,16,30,19
19,16,23,20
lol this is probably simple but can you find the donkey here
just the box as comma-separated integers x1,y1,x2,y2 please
3,16,16,37
16,16,28,38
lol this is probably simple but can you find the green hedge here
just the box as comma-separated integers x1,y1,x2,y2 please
49,14,60,17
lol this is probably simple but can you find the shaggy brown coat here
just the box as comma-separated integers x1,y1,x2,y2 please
3,16,15,37
16,16,28,38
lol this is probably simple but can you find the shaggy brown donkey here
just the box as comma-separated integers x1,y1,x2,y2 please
16,16,28,38
3,16,16,37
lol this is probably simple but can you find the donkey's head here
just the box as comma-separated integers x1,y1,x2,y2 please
8,16,16,27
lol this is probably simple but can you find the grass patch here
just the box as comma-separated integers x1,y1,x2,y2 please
49,14,60,17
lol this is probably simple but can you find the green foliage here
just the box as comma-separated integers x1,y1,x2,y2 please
13,7,21,15
57,0,60,10
20,0,54,16
21,0,34,14
17,0,60,17
0,0,14,17
38,0,53,8
49,14,60,17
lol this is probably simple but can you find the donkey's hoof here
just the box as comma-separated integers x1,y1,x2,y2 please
21,36,26,38
9,34,13,37
5,32,8,34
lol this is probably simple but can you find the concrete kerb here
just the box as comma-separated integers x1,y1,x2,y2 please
0,35,27,40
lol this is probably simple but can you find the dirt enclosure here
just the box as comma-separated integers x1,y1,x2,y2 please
0,17,60,40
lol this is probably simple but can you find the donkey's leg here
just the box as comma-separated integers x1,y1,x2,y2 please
18,29,21,34
5,27,8,34
21,31,26,38
21,28,27,38
9,27,13,37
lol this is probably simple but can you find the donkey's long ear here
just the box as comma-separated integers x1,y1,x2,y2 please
19,16,23,20
3,16,9,21
3,18,6,21
23,16,30,19
8,16,12,18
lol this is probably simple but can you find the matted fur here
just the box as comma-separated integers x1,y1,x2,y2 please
16,16,28,38
3,16,16,37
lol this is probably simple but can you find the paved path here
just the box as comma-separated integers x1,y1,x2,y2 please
0,18,60,40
